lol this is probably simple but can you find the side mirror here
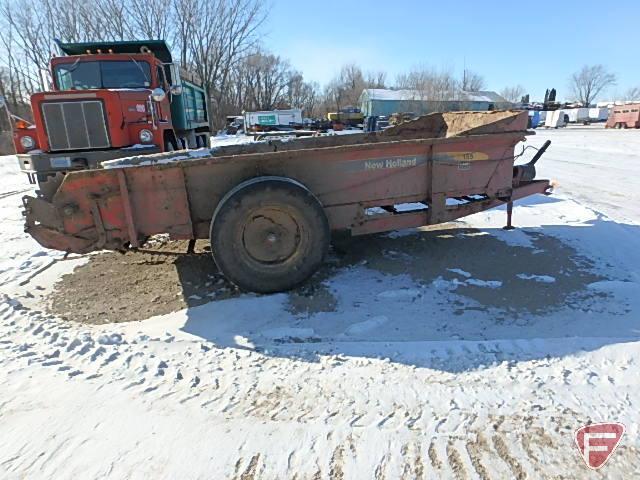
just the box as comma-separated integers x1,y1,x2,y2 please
170,84,183,96
151,88,166,102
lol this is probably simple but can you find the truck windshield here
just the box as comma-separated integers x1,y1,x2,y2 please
54,61,151,90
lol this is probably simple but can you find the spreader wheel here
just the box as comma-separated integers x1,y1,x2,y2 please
210,178,330,293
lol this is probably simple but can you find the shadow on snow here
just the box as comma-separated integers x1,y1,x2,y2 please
177,210,640,372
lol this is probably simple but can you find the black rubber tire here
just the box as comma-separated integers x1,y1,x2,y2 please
210,178,330,293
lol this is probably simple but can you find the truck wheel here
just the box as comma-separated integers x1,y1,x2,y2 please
164,138,177,152
197,135,209,148
210,178,330,293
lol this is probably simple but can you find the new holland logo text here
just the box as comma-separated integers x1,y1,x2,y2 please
364,157,418,170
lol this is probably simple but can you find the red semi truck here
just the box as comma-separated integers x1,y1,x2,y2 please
11,40,210,184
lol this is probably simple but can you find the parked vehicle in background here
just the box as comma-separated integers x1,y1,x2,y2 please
243,109,303,132
562,108,590,124
224,115,244,134
528,110,541,128
363,115,390,132
13,40,210,184
589,107,609,123
544,110,568,128
606,103,640,129
538,110,547,124
327,107,364,128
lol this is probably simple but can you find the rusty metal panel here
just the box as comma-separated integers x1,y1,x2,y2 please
430,134,520,196
125,166,193,238
351,210,429,236
182,157,258,228
53,169,123,237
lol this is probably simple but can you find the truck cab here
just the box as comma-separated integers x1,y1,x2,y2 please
13,40,209,183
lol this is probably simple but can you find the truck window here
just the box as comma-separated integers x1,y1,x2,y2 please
101,61,151,88
55,62,101,90
54,60,151,90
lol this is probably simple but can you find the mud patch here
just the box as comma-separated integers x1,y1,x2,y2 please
47,240,240,324
47,224,609,325
285,267,338,316
335,225,609,316
47,238,339,324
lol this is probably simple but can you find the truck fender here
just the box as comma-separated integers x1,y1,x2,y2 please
211,175,323,226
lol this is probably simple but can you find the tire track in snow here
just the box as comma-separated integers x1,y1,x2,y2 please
329,444,344,480
446,441,470,480
3,294,640,478
238,453,261,480
400,442,425,480
465,434,491,480
428,441,443,471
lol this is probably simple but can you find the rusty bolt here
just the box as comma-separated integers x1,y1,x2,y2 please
63,205,76,216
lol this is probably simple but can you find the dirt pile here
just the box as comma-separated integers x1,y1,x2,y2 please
381,110,528,138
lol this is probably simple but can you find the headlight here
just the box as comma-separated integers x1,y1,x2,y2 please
20,135,35,149
139,129,153,143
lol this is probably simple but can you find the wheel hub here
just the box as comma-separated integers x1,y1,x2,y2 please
242,208,301,263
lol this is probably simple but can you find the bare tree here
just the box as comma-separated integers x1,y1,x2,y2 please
395,65,458,112
286,73,319,115
461,69,485,91
623,87,640,101
171,0,198,65
499,85,526,103
188,0,266,126
569,65,616,106
239,50,292,110
365,70,386,89
129,0,173,40
321,63,389,113
94,0,137,40
336,63,366,107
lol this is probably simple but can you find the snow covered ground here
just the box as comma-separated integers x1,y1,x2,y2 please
1,126,640,479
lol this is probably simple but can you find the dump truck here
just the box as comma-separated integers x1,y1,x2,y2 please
13,40,210,184
22,110,552,293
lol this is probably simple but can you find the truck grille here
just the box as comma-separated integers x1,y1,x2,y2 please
42,100,110,151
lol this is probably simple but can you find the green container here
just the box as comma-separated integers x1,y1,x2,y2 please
170,80,209,132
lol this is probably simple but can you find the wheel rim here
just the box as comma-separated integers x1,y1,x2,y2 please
241,207,301,264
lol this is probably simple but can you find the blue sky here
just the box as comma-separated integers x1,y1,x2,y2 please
262,0,638,101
